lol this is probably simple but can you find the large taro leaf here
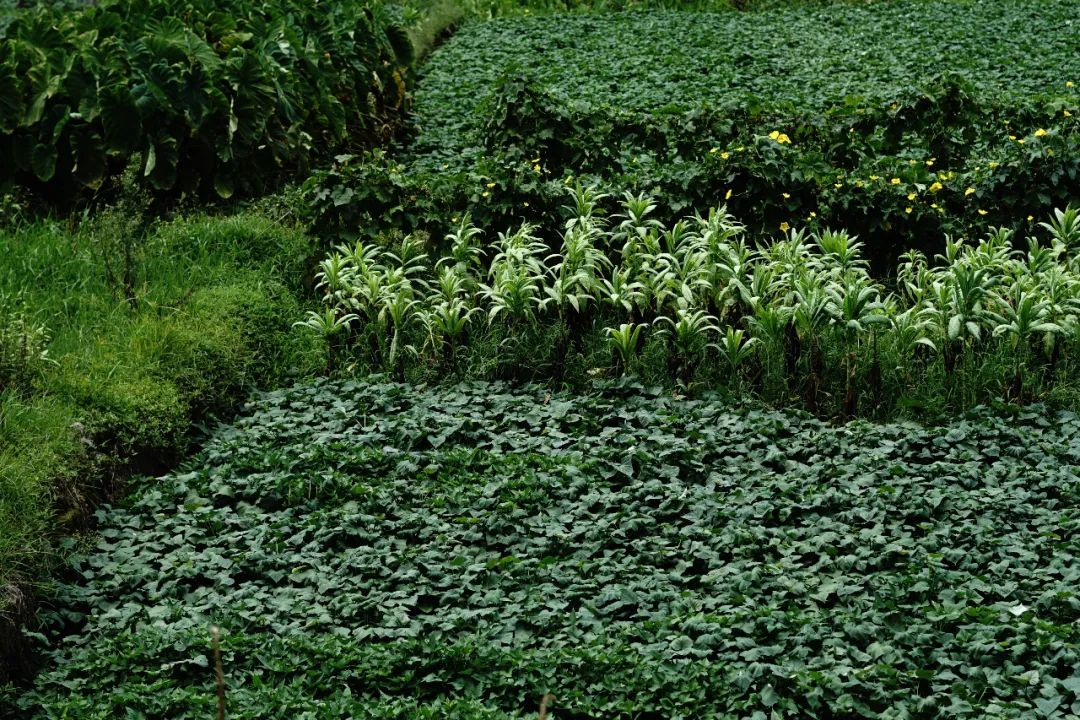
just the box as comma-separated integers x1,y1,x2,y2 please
70,125,107,189
30,142,57,182
99,85,142,155
143,132,178,190
0,63,22,133
213,166,234,199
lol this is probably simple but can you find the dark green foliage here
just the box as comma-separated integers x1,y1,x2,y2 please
307,2,1080,261
0,0,413,204
8,380,1080,717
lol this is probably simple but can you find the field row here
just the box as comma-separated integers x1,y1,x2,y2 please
299,187,1080,416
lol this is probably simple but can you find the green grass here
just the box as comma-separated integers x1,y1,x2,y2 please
0,212,319,627
6,380,1080,717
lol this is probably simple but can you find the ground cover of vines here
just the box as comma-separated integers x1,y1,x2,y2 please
306,0,1080,257
5,380,1080,718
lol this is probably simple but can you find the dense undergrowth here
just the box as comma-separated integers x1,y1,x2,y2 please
0,209,318,677
305,0,1080,263
6,380,1080,717
0,0,412,205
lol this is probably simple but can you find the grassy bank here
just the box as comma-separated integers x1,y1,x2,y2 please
0,211,318,678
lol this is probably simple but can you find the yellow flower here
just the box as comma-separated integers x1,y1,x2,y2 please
869,175,880,181
1068,81,1075,88
523,202,530,207
988,162,999,169
929,182,943,192
481,191,490,198
964,187,975,196
1035,128,1048,137
855,180,865,188
907,192,916,200
1065,110,1073,117
890,177,901,185
720,151,730,159
710,147,718,154
736,146,745,152
925,158,936,167
486,182,496,189
1008,135,1017,141
533,164,541,173
930,203,939,209
1027,215,1034,221
905,207,913,214
977,209,988,216
725,189,733,200
834,182,843,189
809,211,817,218
768,130,780,140
779,222,790,232
908,159,917,166
777,133,791,144
1018,139,1025,144
782,192,791,199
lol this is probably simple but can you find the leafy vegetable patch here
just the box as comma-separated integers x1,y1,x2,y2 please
323,1,1080,248
9,380,1080,718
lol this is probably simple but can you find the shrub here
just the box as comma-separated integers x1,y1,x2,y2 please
0,0,413,204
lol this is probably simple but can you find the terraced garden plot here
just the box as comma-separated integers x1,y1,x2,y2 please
8,380,1080,718
408,1,1080,165
305,0,1078,253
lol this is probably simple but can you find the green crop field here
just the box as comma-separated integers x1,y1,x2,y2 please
2,0,1080,715
11,381,1080,717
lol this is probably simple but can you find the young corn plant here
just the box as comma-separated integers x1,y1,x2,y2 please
379,289,419,378
789,275,835,412
654,300,719,385
990,284,1064,400
293,308,359,373
1041,204,1080,255
605,322,646,375
827,276,888,415
421,299,477,370
613,192,664,265
439,214,485,281
600,267,644,320
717,326,758,388
480,223,547,327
